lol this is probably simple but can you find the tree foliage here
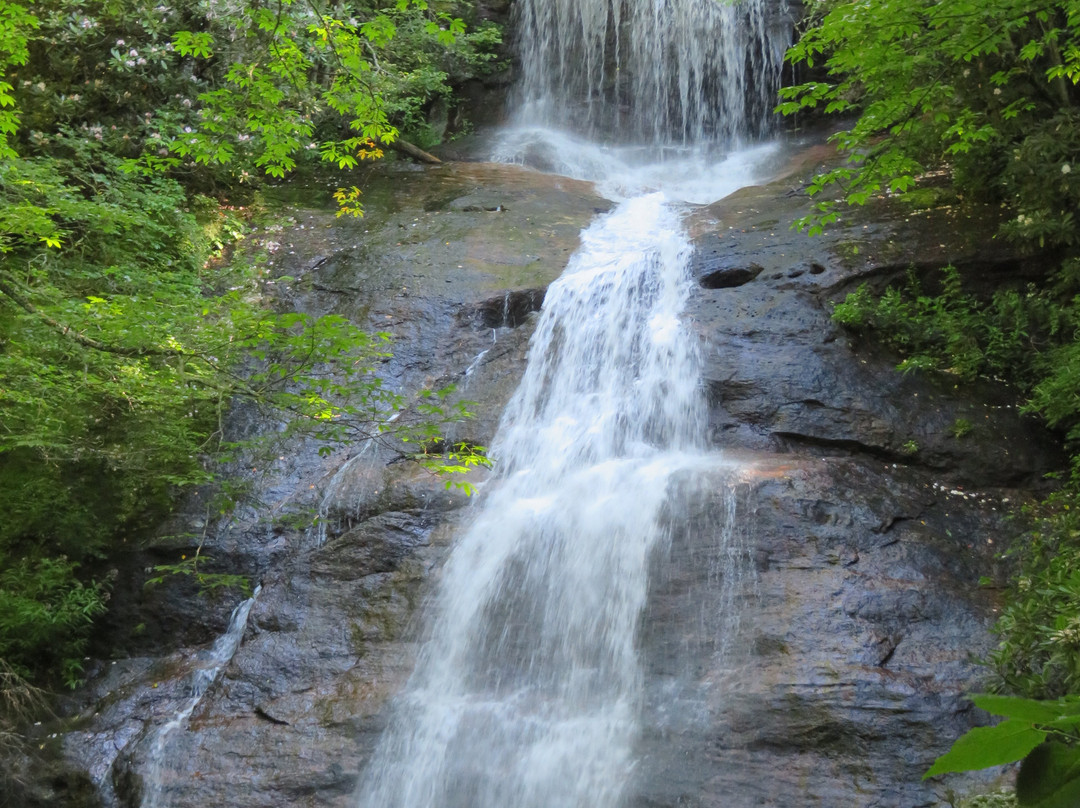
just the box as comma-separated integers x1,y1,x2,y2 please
926,695,1080,807
0,0,498,688
780,0,1080,240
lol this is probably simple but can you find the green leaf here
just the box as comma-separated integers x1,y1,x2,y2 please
1017,742,1080,807
924,719,1047,778
972,694,1080,724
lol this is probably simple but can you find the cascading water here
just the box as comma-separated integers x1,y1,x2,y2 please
355,1,790,805
493,0,791,202
513,0,788,145
356,194,705,808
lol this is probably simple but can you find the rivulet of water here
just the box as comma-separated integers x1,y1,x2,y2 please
141,588,260,808
512,0,789,145
354,193,707,808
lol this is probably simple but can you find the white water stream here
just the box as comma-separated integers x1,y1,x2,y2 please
354,1,790,805
513,0,788,144
141,587,260,808
357,193,710,808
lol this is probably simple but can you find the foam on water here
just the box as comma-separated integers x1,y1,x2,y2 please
491,124,781,204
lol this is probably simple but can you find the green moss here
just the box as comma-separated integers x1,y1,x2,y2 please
953,790,1017,808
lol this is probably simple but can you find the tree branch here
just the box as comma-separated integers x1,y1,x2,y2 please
0,273,263,398
0,275,186,358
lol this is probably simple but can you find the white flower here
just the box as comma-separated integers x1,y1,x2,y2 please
993,88,1002,95
1063,164,1072,175
116,39,125,46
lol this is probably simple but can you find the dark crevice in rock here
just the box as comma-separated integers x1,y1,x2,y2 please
875,636,901,668
772,431,910,463
877,515,920,535
698,263,764,289
254,706,290,725
822,255,1039,301
465,288,547,328
459,204,508,212
309,282,356,294
745,721,857,753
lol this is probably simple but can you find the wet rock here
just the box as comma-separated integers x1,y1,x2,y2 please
470,287,546,327
634,457,1009,807
1,750,104,808
57,149,1061,808
686,166,1063,487
58,162,605,808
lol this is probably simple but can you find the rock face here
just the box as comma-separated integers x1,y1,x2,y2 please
55,152,1058,807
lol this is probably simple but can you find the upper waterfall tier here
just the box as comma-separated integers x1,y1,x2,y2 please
512,0,792,145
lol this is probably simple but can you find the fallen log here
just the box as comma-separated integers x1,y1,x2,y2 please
389,138,442,164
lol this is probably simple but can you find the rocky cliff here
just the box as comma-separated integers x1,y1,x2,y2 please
46,148,1058,808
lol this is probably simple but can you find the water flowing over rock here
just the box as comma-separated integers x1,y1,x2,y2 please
52,155,1057,808
513,0,791,144
356,193,708,808
46,2,1062,807
139,589,260,808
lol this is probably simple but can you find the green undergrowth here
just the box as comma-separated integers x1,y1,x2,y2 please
949,791,1018,808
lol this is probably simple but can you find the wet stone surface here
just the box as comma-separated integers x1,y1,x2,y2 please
55,153,1057,807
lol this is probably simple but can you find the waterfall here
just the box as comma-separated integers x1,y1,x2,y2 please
493,0,791,202
356,194,706,808
512,0,789,146
355,2,789,806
